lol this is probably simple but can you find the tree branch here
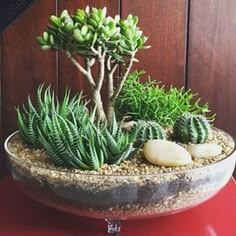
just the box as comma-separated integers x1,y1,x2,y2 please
90,46,98,55
65,51,88,76
106,68,115,122
106,56,118,75
98,46,102,58
111,63,118,75
111,52,136,102
106,63,118,98
96,47,106,91
106,56,112,71
65,51,96,89
85,58,96,89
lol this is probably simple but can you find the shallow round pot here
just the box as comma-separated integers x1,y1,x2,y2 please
4,130,236,220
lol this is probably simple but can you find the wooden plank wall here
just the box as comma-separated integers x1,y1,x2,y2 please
1,0,236,174
122,0,188,88
1,0,58,176
0,34,2,174
188,0,236,136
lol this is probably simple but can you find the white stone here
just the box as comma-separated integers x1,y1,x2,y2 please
143,140,192,167
187,143,222,159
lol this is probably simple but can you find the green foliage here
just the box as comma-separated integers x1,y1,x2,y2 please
36,6,149,61
173,113,212,144
103,115,134,165
37,109,105,169
16,85,135,170
37,112,135,169
16,85,87,149
115,71,214,127
130,120,166,145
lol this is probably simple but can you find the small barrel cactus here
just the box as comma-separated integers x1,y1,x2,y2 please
130,120,166,144
173,113,212,144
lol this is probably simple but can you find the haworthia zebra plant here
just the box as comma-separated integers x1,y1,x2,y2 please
37,6,150,122
37,109,105,169
103,115,135,165
17,86,136,170
16,85,87,149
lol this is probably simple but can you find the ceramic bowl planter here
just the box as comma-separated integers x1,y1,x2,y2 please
5,129,236,235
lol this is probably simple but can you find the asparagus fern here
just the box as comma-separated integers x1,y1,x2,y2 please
115,71,215,127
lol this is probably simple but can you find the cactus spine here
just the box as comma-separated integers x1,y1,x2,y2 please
173,114,211,144
131,120,166,143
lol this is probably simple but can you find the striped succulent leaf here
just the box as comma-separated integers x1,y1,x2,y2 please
16,85,87,148
103,116,135,165
17,86,137,170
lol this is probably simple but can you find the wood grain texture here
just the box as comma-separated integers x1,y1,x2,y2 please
122,0,188,88
188,0,236,137
0,34,2,176
58,0,119,98
1,0,57,138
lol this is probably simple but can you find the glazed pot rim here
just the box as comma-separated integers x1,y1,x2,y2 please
4,129,236,178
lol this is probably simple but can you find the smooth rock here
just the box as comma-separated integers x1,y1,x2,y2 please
187,143,222,159
143,140,192,167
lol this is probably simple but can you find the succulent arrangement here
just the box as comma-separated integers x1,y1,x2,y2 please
5,6,236,236
14,6,217,171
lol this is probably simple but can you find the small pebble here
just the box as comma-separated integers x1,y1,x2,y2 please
143,140,192,167
187,143,222,159
7,129,234,175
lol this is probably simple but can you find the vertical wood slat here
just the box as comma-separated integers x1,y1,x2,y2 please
58,0,120,98
122,0,188,88
0,34,2,176
187,0,236,137
1,0,58,139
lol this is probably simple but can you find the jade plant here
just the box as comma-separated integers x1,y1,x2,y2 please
36,6,150,122
115,71,214,127
173,113,212,144
17,86,136,170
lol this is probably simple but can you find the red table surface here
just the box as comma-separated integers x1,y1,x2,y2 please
0,177,235,236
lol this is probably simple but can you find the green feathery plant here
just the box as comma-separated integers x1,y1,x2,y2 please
17,85,136,170
115,71,215,127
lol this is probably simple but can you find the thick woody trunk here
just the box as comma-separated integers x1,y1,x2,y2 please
107,100,115,123
93,91,106,121
106,72,115,123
